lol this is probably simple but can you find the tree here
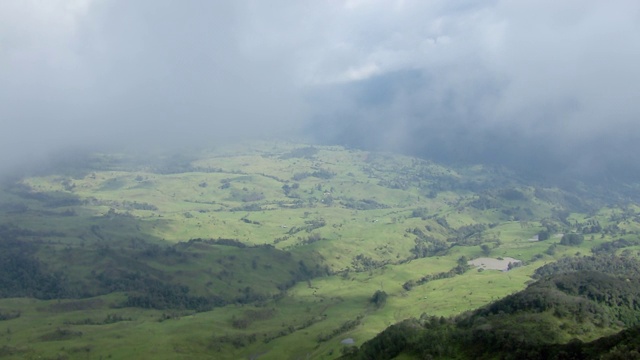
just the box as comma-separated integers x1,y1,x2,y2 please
481,244,491,256
370,290,388,309
560,233,584,246
538,230,551,241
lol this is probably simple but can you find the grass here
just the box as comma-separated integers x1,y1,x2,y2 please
0,141,638,359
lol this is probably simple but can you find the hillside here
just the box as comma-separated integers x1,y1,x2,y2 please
342,255,640,359
1,142,640,359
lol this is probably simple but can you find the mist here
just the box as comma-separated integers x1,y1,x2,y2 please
2,1,639,181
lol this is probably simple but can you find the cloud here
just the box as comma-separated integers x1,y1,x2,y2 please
0,0,307,171
302,0,640,179
1,0,639,180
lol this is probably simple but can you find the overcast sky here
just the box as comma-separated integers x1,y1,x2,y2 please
1,0,639,180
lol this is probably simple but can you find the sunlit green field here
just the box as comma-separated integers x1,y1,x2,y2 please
0,142,637,359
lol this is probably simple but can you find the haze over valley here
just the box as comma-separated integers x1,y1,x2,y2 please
1,1,640,359
2,1,640,180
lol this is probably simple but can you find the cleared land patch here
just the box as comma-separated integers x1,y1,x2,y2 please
468,257,522,271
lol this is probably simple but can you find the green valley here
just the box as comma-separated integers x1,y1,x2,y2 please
1,142,639,359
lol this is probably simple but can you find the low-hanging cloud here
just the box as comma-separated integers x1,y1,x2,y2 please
1,0,639,180
0,0,307,171
303,0,640,180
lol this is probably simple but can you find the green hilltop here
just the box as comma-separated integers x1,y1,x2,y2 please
0,141,639,359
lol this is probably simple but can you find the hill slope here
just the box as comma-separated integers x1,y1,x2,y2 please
1,142,640,359
343,255,640,359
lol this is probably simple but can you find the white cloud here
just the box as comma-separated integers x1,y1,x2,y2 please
0,0,639,177
344,63,380,82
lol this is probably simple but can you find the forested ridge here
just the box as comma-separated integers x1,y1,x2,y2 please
0,229,326,311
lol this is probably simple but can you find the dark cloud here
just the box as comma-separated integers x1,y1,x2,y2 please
1,1,639,181
304,1,640,181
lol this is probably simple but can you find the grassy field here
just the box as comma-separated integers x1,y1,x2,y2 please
0,141,638,359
